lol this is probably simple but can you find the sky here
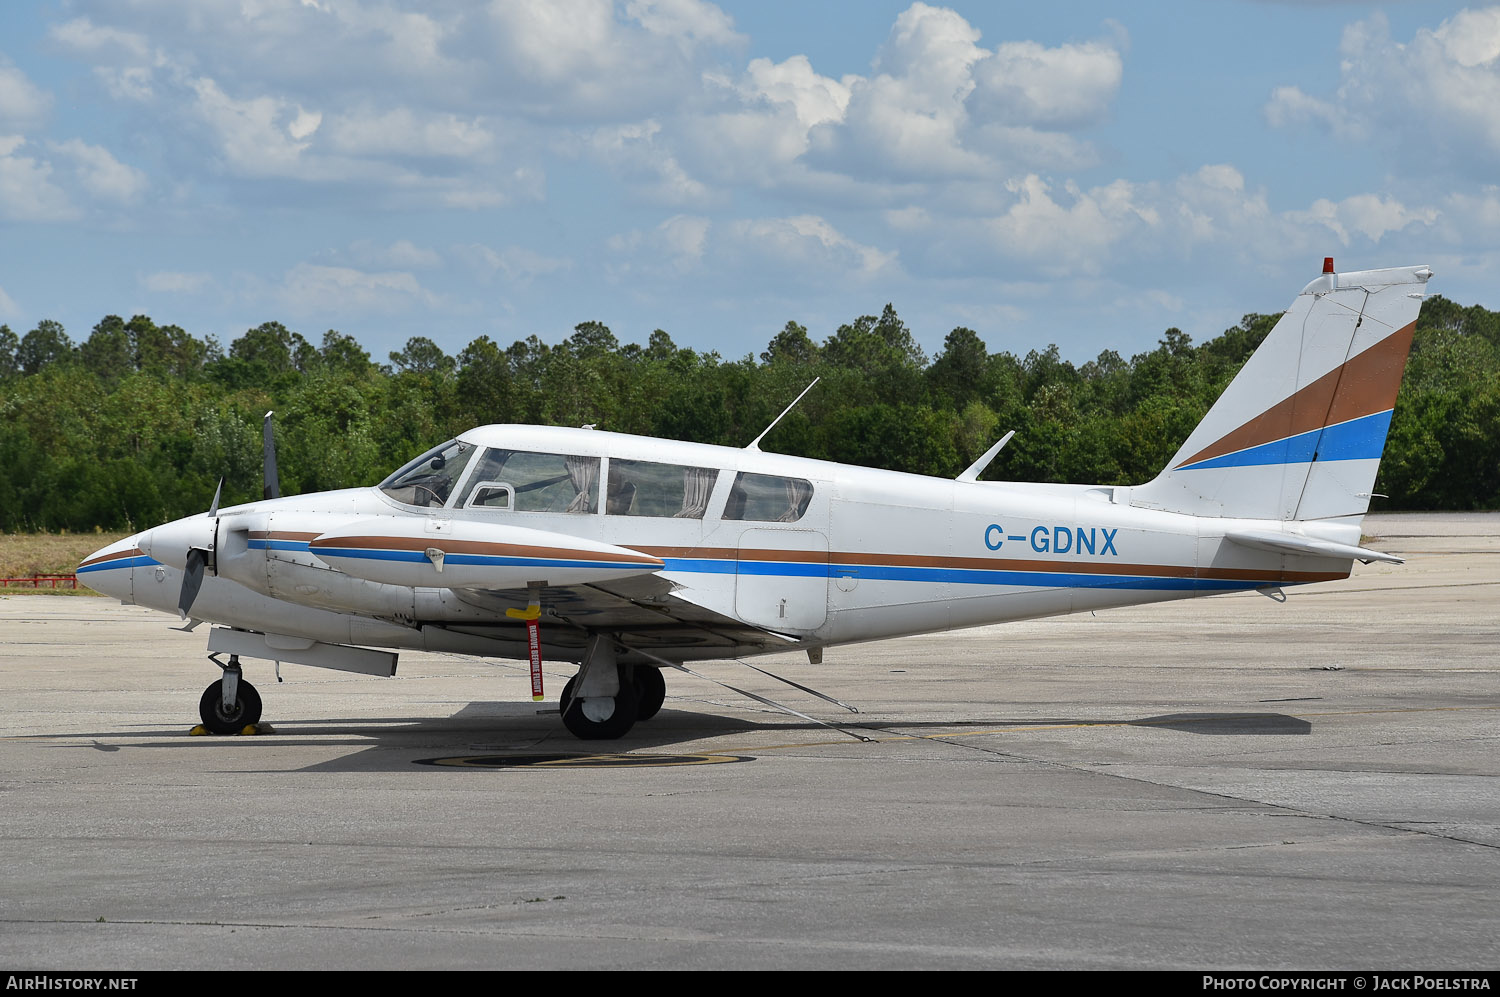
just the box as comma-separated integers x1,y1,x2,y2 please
1,0,1497,366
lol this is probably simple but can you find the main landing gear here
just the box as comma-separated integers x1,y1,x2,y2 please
559,636,668,740
198,654,262,734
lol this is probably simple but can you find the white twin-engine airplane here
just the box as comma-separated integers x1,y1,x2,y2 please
81,261,1430,740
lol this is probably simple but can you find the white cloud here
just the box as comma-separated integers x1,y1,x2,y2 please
96,65,157,101
806,3,1125,180
482,0,742,119
1169,163,1270,246
966,124,1100,172
190,76,316,177
51,17,162,101
1288,193,1438,246
741,55,851,131
987,175,1159,275
607,215,710,276
48,139,148,202
0,61,53,129
325,107,493,159
1438,185,1500,238
278,263,438,313
287,106,322,141
1264,85,1346,135
349,239,443,269
1267,9,1500,176
625,0,740,46
50,17,154,61
0,137,76,221
142,271,213,294
882,158,1449,284
588,120,711,204
725,215,898,280
35,2,1128,215
459,243,573,284
969,38,1123,129
0,283,17,319
814,3,988,179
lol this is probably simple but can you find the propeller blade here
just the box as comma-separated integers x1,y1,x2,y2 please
263,411,280,500
208,477,223,518
179,547,206,620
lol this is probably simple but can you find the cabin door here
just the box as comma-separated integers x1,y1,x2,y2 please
734,529,829,631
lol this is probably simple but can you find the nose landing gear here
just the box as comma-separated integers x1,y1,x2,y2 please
197,654,263,735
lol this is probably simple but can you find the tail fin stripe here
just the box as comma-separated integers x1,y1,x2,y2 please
1171,321,1415,470
1174,409,1393,471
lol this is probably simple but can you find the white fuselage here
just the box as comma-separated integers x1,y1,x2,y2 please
80,424,1354,665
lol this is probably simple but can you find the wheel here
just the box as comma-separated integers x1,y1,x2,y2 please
560,665,638,740
198,678,262,734
634,666,666,721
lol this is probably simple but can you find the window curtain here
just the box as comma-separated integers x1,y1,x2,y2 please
564,456,599,513
675,467,717,518
776,477,812,522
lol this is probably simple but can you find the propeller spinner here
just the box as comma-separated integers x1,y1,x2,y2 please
139,478,222,619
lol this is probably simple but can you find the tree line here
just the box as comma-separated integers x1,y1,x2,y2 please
0,295,1496,533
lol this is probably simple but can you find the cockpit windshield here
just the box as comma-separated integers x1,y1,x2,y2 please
378,439,475,508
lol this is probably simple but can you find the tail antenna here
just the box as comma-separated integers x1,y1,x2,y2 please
746,377,819,452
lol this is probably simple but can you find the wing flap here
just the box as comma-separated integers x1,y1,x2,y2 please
443,577,793,659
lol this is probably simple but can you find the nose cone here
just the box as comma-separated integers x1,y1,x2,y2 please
137,515,215,571
77,535,153,601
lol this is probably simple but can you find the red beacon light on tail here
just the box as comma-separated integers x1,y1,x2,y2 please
1323,257,1335,274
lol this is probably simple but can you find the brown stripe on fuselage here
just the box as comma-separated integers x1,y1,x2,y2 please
637,546,1347,584
78,546,145,568
1173,320,1416,469
249,531,321,541
308,534,663,566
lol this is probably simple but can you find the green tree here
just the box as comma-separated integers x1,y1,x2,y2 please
389,336,455,376
927,326,988,406
0,325,19,379
456,335,514,426
761,321,819,365
18,319,72,374
318,330,373,375
79,315,133,382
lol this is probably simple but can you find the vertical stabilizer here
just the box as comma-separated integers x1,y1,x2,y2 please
1131,263,1431,522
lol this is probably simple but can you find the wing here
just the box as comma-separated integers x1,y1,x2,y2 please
435,572,798,663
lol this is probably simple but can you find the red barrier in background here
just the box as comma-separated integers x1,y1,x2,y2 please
0,574,78,589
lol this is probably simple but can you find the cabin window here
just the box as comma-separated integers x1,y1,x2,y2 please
606,460,718,519
455,448,599,513
378,439,475,508
722,472,814,523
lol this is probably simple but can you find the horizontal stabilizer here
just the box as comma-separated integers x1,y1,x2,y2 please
1224,529,1403,565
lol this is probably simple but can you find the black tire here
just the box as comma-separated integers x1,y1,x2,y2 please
560,665,638,740
198,678,262,735
634,666,666,721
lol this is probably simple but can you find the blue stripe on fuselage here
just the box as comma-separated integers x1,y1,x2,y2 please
77,555,158,573
249,539,312,552
312,546,650,572
258,540,1270,593
667,557,1261,592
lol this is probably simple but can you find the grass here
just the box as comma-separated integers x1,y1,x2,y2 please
0,530,132,596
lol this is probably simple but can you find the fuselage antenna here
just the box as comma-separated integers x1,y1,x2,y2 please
746,377,820,451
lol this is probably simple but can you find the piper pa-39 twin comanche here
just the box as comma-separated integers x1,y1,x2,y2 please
80,260,1430,740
